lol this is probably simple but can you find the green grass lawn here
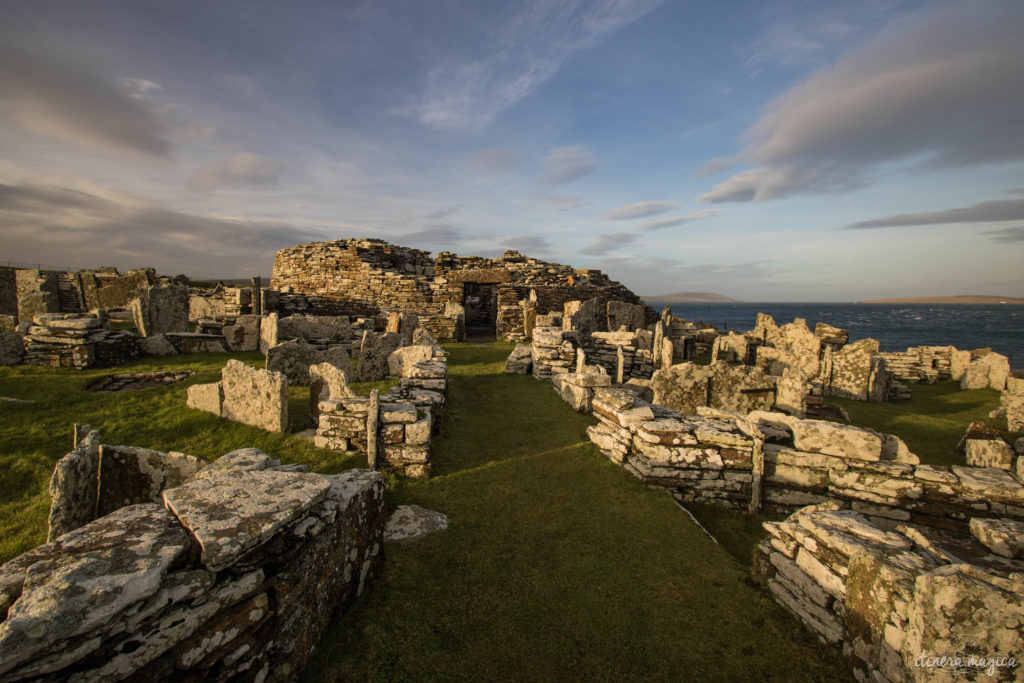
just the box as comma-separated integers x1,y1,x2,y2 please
0,343,852,681
826,382,1014,466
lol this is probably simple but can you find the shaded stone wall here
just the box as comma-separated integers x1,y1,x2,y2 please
22,313,139,369
3,435,385,682
0,269,16,316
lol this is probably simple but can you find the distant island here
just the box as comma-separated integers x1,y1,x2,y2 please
642,292,740,302
858,295,1024,304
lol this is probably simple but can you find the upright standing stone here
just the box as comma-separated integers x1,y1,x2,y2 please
615,346,625,384
131,285,189,337
219,359,288,433
521,299,537,339
367,389,380,469
661,337,674,371
653,321,665,370
357,330,389,382
259,312,279,354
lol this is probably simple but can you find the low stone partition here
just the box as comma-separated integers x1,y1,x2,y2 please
267,339,354,385
876,345,970,384
584,330,655,380
23,313,139,369
755,504,1023,681
187,360,288,432
2,433,386,682
1002,377,1024,432
586,389,1024,532
315,347,448,477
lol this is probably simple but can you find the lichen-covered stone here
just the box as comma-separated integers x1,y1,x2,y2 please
0,504,190,676
387,345,435,377
384,505,448,542
186,382,223,416
221,314,261,351
356,330,389,382
220,359,288,433
131,284,189,337
309,361,355,425
96,445,205,516
137,333,177,356
46,429,101,541
505,343,532,374
651,360,777,416
961,352,1011,391
162,468,330,571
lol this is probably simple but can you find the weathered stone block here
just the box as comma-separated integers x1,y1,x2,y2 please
186,382,223,416
220,359,288,433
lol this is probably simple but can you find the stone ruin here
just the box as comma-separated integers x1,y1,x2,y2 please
579,388,1024,681
0,427,385,681
269,238,654,341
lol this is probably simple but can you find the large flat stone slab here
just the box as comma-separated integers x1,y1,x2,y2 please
0,504,190,676
385,505,448,542
163,468,331,571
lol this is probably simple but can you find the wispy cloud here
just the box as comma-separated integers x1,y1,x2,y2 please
540,146,598,184
407,0,662,129
699,1,1024,203
579,232,638,255
189,152,286,192
537,194,583,212
601,200,675,220
639,210,721,231
504,235,552,253
848,198,1024,229
0,40,172,157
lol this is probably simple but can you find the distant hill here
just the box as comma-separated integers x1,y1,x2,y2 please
858,295,1024,304
642,292,740,303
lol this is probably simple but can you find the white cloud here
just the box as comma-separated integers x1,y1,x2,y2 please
408,0,662,129
601,201,675,220
540,146,598,184
189,152,286,192
638,210,721,231
0,41,172,157
699,1,1024,203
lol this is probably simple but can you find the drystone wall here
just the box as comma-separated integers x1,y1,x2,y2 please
876,345,971,384
315,345,448,477
22,313,139,369
756,504,1023,682
580,386,1024,680
2,430,385,682
0,269,17,316
270,239,652,341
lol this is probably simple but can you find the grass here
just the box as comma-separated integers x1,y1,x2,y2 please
305,343,850,681
0,342,852,681
826,382,1016,466
0,352,396,562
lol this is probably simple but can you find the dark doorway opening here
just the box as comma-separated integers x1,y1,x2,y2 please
463,283,497,340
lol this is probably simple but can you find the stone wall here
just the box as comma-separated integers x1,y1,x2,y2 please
0,269,18,316
15,269,59,322
580,386,1024,679
131,284,190,337
756,505,1023,682
269,240,652,341
315,346,448,477
2,431,385,682
876,345,970,384
22,313,139,369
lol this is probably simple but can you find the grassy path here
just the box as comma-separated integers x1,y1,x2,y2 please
306,344,851,681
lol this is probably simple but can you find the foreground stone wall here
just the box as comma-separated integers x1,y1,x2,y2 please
2,436,385,682
756,504,1023,682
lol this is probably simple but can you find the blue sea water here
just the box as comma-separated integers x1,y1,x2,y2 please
648,302,1024,369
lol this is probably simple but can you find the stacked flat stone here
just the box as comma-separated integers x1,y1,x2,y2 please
1002,376,1024,432
875,345,968,384
2,435,385,682
757,504,1024,682
315,350,448,477
504,343,533,374
552,371,612,412
585,330,654,379
530,326,577,379
22,313,138,369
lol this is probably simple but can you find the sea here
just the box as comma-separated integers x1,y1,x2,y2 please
647,302,1024,369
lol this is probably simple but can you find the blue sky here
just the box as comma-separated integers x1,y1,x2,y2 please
1,0,1022,300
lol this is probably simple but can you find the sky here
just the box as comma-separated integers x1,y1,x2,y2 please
1,0,1022,300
